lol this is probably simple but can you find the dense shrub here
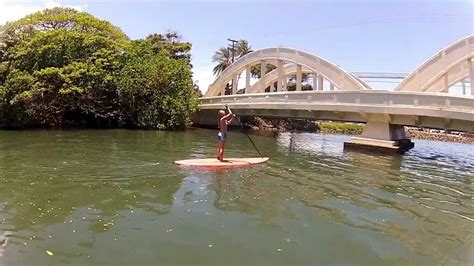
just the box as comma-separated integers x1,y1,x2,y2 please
117,41,196,129
0,8,197,129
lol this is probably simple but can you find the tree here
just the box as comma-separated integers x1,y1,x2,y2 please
212,39,255,94
193,81,203,97
212,39,253,76
0,8,128,128
236,39,253,57
117,42,197,129
212,47,232,76
0,24,6,85
145,31,192,64
250,64,277,79
0,7,197,129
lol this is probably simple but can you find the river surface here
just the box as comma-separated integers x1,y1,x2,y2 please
0,129,472,265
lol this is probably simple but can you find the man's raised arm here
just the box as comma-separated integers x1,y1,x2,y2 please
223,105,235,121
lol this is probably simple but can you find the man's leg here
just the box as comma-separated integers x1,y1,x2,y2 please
221,141,225,162
218,141,225,161
217,141,223,161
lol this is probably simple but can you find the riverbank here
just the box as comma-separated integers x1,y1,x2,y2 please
405,128,474,144
242,117,474,144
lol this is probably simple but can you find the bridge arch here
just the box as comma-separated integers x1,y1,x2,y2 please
395,35,474,94
205,47,372,97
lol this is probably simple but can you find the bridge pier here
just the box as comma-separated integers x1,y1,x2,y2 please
344,120,414,153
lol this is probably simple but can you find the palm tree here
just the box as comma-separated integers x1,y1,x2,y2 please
213,39,253,76
236,39,252,57
212,40,253,94
212,47,232,76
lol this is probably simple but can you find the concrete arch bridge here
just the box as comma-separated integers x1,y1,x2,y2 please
197,36,474,152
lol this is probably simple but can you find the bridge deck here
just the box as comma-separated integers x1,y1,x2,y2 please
198,91,474,132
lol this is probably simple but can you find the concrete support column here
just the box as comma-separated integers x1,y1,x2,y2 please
415,70,421,91
313,73,318,91
344,119,414,153
360,121,407,141
245,67,251,93
296,64,302,91
330,83,335,91
282,76,287,91
470,59,474,96
462,79,466,95
443,74,449,93
277,60,283,92
232,75,238,95
318,75,324,91
260,61,267,93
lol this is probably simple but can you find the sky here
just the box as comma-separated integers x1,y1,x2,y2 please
0,0,473,92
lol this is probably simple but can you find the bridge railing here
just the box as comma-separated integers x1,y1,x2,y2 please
199,90,474,113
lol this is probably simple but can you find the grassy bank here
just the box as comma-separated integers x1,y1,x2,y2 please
319,122,364,134
242,117,364,135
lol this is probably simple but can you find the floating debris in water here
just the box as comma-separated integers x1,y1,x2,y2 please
46,250,53,256
208,244,213,248
103,222,114,231
277,248,282,252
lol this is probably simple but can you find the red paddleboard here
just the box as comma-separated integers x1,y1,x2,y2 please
174,157,269,168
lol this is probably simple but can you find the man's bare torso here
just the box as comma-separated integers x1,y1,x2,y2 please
219,118,228,133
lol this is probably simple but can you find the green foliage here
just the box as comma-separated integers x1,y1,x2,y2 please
0,8,125,128
145,31,192,64
286,83,313,91
0,7,196,129
212,39,253,76
193,83,203,97
117,43,197,129
250,64,277,79
319,122,363,134
212,47,232,76
5,7,127,42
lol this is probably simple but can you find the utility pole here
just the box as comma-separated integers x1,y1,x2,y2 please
227,38,238,63
227,38,238,95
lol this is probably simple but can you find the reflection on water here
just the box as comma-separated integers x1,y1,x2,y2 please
0,129,472,265
275,133,473,264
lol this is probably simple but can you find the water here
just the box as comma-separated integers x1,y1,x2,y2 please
0,129,472,265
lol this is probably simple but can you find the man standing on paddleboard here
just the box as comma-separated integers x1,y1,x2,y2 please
217,105,235,161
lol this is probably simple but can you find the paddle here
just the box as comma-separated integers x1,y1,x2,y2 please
226,105,264,158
